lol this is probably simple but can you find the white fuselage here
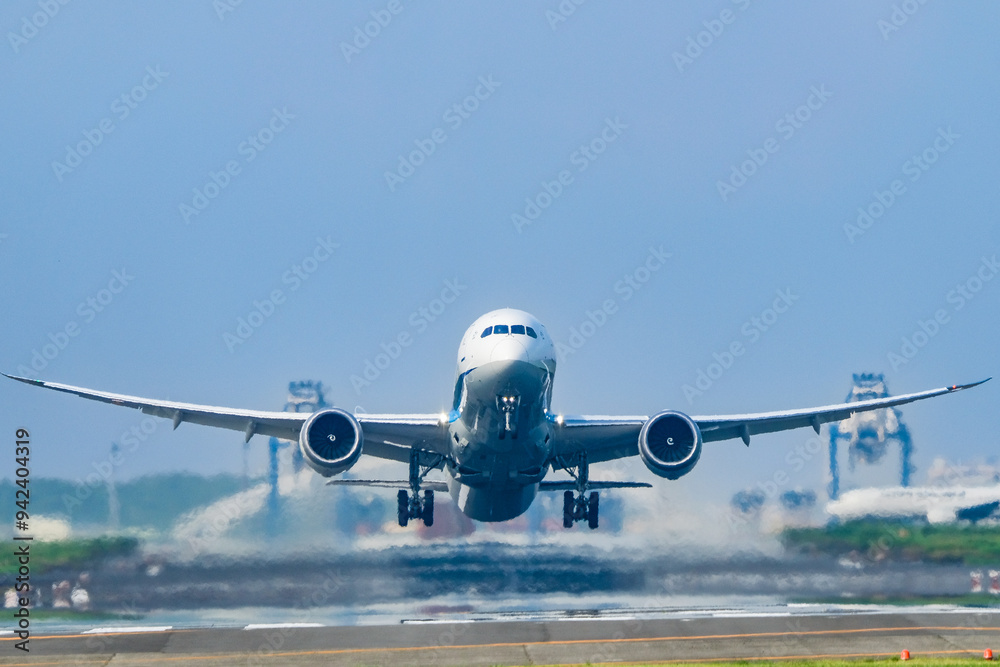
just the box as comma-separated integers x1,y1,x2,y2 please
826,486,1000,524
443,308,557,521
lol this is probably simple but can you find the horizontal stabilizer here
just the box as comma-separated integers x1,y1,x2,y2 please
325,479,449,492
539,481,652,491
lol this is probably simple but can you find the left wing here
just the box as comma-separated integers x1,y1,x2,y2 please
551,378,990,464
2,373,449,463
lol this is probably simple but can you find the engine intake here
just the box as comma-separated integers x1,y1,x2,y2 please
638,410,702,480
298,408,363,477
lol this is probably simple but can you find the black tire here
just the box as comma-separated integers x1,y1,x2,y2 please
587,492,599,530
397,489,409,527
423,489,434,527
563,490,574,528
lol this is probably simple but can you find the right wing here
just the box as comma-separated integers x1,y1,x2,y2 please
550,378,990,464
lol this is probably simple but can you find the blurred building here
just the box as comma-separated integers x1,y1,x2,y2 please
828,373,913,499
926,457,1000,487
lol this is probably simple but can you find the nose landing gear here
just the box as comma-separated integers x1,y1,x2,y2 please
497,394,520,439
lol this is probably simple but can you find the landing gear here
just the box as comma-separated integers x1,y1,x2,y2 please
497,394,520,439
396,450,441,528
561,488,599,530
397,489,409,528
423,489,434,527
397,488,434,527
557,453,600,530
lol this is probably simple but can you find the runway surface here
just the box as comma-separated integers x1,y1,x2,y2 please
3,607,1000,666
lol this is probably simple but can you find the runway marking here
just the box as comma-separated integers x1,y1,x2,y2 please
0,662,111,667
81,625,173,634
244,623,324,630
5,623,1000,645
538,649,1000,666
230,626,1000,661
0,628,199,642
3,623,997,665
0,646,995,667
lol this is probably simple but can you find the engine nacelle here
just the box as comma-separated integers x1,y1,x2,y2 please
638,410,703,480
298,408,364,477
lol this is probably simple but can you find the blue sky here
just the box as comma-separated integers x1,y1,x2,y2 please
2,2,997,504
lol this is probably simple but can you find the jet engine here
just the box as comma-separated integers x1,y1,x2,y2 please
298,408,364,477
638,410,702,480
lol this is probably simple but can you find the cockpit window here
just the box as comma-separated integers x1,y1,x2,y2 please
480,326,492,338
493,324,509,334
511,324,525,335
525,326,537,338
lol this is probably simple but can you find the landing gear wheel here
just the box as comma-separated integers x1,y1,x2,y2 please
563,490,574,528
422,489,434,527
397,489,409,527
587,491,599,530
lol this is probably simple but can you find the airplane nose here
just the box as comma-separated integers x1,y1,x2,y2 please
490,337,529,363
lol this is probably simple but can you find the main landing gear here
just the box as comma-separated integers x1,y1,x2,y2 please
397,449,441,527
558,452,599,530
397,489,433,528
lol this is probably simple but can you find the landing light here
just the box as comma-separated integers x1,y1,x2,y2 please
438,412,449,425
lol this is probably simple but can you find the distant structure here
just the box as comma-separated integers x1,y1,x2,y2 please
731,489,766,516
779,489,817,511
827,373,913,499
265,381,329,534
926,457,1000,487
106,443,121,531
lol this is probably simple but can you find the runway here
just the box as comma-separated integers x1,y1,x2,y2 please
3,608,1000,666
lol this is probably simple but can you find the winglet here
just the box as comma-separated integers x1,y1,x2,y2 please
949,378,991,391
2,372,44,386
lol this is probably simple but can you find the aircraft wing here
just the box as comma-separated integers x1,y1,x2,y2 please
2,373,449,464
552,379,990,464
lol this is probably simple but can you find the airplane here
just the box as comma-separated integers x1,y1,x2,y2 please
827,485,1000,524
4,308,990,529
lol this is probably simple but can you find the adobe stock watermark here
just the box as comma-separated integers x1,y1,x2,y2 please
223,236,339,352
339,0,405,63
350,278,467,394
672,0,753,73
179,486,270,558
61,415,160,515
584,621,648,664
544,0,590,31
729,429,826,530
51,66,169,182
682,288,799,404
244,568,349,665
717,85,832,201
7,0,72,54
843,126,959,244
179,107,294,224
877,0,931,40
15,268,135,377
887,254,998,371
213,0,245,21
555,245,671,363
384,75,501,192
510,116,627,233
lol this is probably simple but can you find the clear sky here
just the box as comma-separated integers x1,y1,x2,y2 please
2,2,997,507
